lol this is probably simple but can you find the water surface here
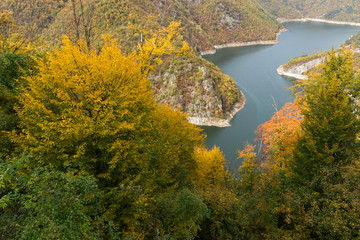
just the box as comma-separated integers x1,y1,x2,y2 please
203,22,360,170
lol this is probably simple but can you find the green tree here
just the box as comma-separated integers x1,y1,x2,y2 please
0,52,36,157
156,188,209,240
195,147,243,240
291,47,360,183
0,154,102,239
281,47,360,239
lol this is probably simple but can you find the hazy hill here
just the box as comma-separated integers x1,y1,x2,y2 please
253,0,360,22
0,0,282,126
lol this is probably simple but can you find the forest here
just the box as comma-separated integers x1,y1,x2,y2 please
0,0,283,126
253,0,360,22
1,1,360,240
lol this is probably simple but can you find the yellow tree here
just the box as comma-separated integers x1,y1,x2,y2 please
0,10,35,54
194,147,242,239
14,23,202,238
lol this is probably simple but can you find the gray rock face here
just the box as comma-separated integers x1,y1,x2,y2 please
149,61,245,127
187,0,201,5
277,48,360,79
277,58,325,80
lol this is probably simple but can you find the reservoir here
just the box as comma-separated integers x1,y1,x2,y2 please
203,21,360,171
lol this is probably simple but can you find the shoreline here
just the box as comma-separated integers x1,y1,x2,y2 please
200,18,360,56
277,18,360,26
276,65,309,80
188,92,246,128
200,28,287,56
197,28,286,127
277,47,360,79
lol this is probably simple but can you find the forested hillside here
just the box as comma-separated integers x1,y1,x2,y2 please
2,1,360,239
253,0,360,22
2,21,360,237
0,0,282,126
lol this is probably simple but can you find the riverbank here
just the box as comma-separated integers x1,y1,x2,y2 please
197,28,285,127
277,47,360,79
277,18,360,26
277,57,324,80
198,19,360,126
200,28,287,56
188,92,246,127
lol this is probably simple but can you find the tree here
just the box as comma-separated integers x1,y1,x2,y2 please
156,188,209,239
0,10,16,52
234,47,360,239
13,23,203,238
0,52,36,157
255,102,302,173
291,47,360,183
0,155,102,239
194,147,243,240
70,0,95,51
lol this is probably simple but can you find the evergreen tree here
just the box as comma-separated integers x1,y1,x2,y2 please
291,47,360,183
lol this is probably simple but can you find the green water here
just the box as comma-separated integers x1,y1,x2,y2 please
203,21,360,170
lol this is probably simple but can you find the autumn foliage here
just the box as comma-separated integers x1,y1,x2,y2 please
256,102,302,172
237,47,360,239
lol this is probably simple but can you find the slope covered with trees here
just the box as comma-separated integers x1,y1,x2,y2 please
254,0,360,22
2,4,360,239
0,16,244,239
238,47,360,239
0,0,281,126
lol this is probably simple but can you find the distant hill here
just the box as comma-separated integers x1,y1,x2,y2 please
1,0,282,126
253,0,360,23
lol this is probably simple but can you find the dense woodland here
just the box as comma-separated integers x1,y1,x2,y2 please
254,0,360,22
2,0,360,239
0,0,282,123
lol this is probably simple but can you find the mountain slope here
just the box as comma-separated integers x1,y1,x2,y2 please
1,0,282,126
253,0,360,22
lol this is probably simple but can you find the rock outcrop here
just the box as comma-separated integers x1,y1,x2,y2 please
277,58,325,80
277,48,360,80
149,54,246,127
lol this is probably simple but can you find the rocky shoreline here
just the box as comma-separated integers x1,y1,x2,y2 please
277,48,360,80
196,28,285,127
188,92,246,127
200,28,287,56
200,40,278,56
277,57,325,80
277,18,360,26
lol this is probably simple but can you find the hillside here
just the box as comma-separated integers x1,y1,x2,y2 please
253,0,360,23
0,0,281,126
346,31,360,46
277,47,360,80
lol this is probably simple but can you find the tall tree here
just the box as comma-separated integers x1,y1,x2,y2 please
13,23,206,238
70,0,95,51
256,102,302,173
291,47,360,183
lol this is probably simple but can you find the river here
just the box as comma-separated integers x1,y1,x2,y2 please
203,21,360,171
